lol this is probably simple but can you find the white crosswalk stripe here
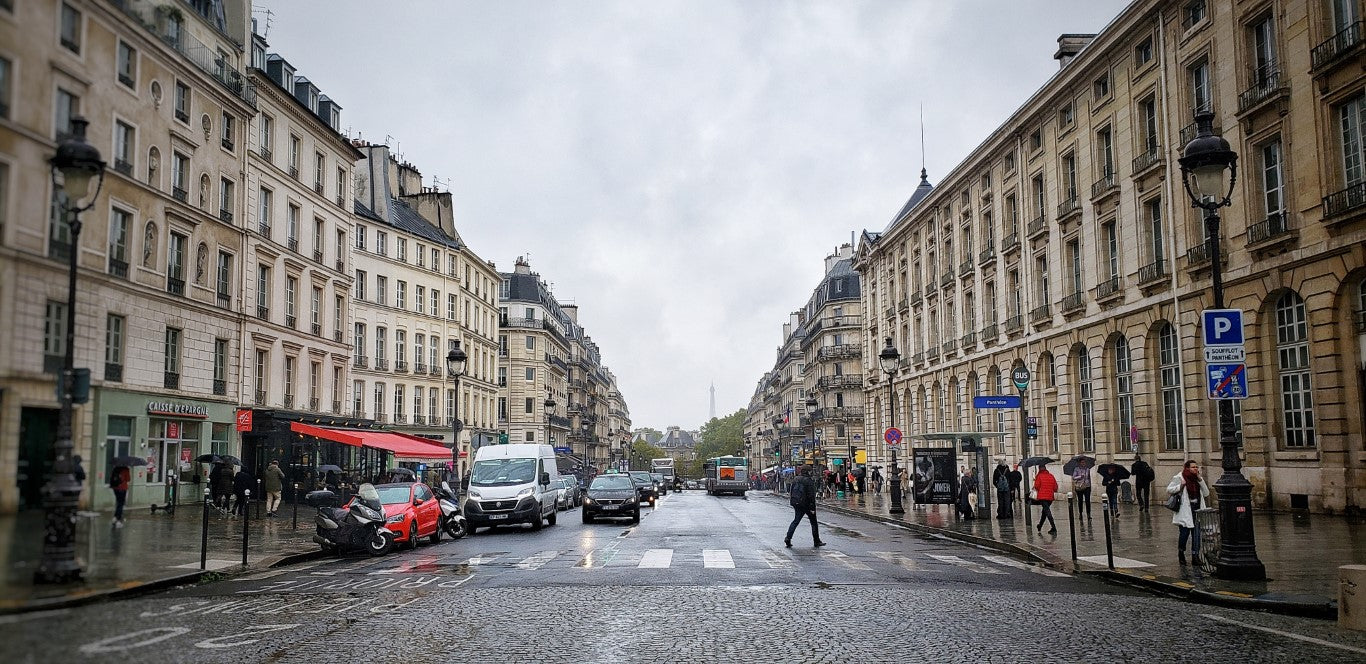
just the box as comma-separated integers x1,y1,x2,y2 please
870,551,919,571
926,554,1008,575
820,550,873,571
981,554,1069,577
637,548,673,568
516,550,562,570
702,549,735,568
758,549,796,569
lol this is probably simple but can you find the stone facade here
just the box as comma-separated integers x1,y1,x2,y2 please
855,0,1366,513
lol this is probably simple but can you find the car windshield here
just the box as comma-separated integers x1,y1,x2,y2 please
591,476,634,490
471,458,538,486
376,486,411,505
650,473,663,482
629,472,652,485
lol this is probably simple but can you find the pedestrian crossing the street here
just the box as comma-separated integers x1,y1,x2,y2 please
344,546,1069,578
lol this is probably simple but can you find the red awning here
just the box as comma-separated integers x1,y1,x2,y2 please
290,423,451,462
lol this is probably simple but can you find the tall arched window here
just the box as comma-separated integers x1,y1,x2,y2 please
1114,336,1134,451
1276,292,1315,447
970,372,982,431
1159,323,1185,451
950,377,962,430
1076,349,1095,452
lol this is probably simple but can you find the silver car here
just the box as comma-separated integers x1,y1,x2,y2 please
554,477,580,510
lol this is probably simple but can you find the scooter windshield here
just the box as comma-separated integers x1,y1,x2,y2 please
356,483,383,511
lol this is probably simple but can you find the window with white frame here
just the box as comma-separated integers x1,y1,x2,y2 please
1276,292,1315,448
1077,350,1095,452
1260,139,1284,221
1114,336,1133,450
1159,323,1185,450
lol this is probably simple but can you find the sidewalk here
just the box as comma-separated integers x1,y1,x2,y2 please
789,487,1365,618
0,500,322,614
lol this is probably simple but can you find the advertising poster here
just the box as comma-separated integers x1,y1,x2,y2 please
911,447,955,505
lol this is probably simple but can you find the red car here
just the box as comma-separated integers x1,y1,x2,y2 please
370,482,443,549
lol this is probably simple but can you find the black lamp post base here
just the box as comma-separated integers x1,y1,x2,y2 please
1213,458,1266,582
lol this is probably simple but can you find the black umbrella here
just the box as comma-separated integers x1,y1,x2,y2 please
1063,455,1096,475
112,455,147,467
195,454,241,466
318,464,342,473
1019,456,1056,468
386,467,417,480
1096,463,1132,480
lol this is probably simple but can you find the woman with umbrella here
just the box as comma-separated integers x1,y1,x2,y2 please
1098,462,1131,513
109,455,144,527
1066,455,1096,519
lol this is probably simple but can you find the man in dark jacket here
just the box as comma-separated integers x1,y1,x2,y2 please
992,460,1013,519
784,467,825,548
1131,454,1156,511
231,467,254,516
1008,464,1024,504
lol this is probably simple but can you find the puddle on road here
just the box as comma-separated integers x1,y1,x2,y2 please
823,524,865,538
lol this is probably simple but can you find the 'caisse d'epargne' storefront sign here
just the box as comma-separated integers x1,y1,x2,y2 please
147,401,209,419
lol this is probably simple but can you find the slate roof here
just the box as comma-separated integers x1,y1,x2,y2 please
389,199,460,250
882,168,934,234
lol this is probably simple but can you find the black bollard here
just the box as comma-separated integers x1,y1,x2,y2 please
1068,494,1078,562
292,483,299,530
200,486,211,570
1102,500,1115,571
242,489,251,566
256,479,263,519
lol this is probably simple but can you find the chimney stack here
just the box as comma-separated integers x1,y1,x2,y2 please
1054,34,1097,68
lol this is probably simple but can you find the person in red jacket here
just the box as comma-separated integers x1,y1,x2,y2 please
1033,463,1059,534
109,465,131,527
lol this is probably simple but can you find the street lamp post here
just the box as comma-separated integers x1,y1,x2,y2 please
878,338,904,514
36,116,105,584
773,417,784,491
1178,111,1265,581
446,342,467,480
804,397,819,478
544,396,556,451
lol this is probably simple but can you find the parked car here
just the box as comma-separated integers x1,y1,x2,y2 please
554,477,581,510
372,482,443,550
628,471,659,505
685,480,699,490
582,474,640,524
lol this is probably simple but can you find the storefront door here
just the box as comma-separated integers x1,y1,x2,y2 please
17,407,58,509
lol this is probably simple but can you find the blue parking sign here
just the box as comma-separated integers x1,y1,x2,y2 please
1203,309,1245,346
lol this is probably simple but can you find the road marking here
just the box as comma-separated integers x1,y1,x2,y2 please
703,549,735,569
1076,555,1154,568
926,554,1008,575
638,548,674,568
982,554,1070,577
465,552,507,566
870,551,919,571
758,549,795,569
820,550,872,571
1202,614,1366,655
516,550,561,570
576,544,620,568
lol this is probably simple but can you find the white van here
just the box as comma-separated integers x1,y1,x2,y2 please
463,444,560,533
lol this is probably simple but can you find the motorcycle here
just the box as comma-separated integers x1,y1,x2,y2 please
433,481,468,539
307,483,396,556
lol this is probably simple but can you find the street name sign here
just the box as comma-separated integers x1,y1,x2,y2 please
973,395,1022,409
1204,346,1246,363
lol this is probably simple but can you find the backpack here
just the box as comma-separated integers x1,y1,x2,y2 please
995,472,1010,493
789,480,807,507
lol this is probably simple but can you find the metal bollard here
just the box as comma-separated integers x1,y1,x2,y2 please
292,483,300,530
1102,500,1115,570
200,486,211,570
256,479,263,519
242,489,251,566
1068,493,1078,562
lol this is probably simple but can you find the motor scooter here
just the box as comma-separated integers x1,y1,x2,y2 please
307,482,395,556
433,481,467,539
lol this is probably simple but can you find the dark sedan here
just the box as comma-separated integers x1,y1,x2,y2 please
628,471,659,505
582,474,641,524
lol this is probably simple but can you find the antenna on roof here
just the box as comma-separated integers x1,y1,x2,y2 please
251,8,274,38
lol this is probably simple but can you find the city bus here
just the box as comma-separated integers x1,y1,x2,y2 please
703,456,748,496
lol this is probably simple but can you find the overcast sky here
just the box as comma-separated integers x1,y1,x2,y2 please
261,0,1126,432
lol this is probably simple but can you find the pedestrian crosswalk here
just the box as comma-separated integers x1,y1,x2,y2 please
404,546,1069,577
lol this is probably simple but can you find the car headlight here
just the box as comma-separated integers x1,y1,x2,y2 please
516,487,534,499
583,497,595,505
467,488,481,499
386,515,404,523
624,496,637,504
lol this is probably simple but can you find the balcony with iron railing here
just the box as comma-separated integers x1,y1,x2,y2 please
287,237,299,252
394,360,409,373
1061,291,1086,315
1324,181,1366,220
815,374,863,390
981,322,999,340
1090,172,1118,200
912,351,925,366
1238,65,1285,114
167,276,185,296
1029,303,1052,325
811,406,864,422
256,305,269,320
1001,231,1020,254
374,358,388,371
1095,276,1122,301
926,347,941,362
213,378,226,396
1312,20,1364,72
816,344,860,361
908,291,922,308
1179,115,1220,146
1026,215,1047,238
162,371,178,389
959,259,974,278
353,355,368,369
960,331,977,349
414,362,427,374
939,271,954,289
114,158,133,176
108,256,128,278
1004,315,1024,335
172,186,187,203
941,339,958,355
257,222,271,238
502,316,540,329
283,393,294,409
550,414,572,429
392,414,406,424
979,242,997,266
1056,196,1080,220
1132,146,1162,175
1137,257,1168,287
254,390,266,406
105,363,123,382
1247,212,1294,247
1185,240,1224,268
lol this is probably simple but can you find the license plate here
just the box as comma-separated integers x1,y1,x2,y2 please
489,514,508,520
602,505,619,511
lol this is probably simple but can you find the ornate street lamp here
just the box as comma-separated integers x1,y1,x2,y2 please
36,116,105,584
772,416,784,490
878,338,904,514
805,396,819,473
1178,111,1264,580
446,342,467,478
544,395,556,451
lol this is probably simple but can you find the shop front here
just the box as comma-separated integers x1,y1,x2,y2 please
89,389,237,512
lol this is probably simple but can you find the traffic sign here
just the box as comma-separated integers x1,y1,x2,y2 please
1204,346,1246,363
1207,363,1249,400
884,428,902,445
1012,366,1031,391
554,446,572,453
1203,309,1245,346
973,395,1022,409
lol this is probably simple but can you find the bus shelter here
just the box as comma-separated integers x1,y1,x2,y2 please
909,432,1007,514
